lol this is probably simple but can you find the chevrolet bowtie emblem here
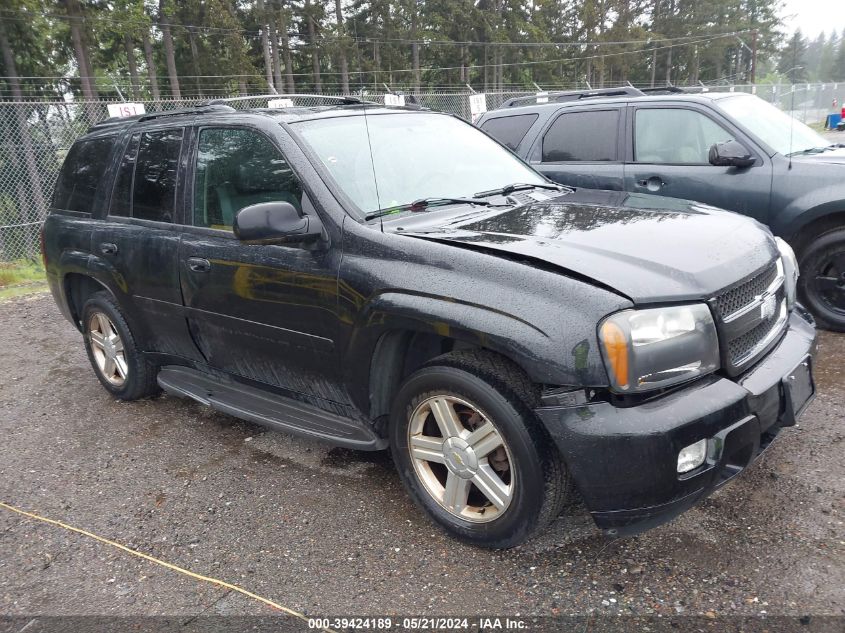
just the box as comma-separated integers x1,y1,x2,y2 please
760,293,777,320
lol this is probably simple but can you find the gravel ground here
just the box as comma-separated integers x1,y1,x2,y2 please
0,293,843,624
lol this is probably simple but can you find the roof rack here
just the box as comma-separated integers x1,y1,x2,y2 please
639,86,688,95
86,93,393,134
86,103,236,133
502,86,645,108
137,104,235,122
204,94,373,106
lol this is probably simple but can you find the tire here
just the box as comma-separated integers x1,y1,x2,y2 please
797,228,845,332
389,350,573,548
81,291,160,400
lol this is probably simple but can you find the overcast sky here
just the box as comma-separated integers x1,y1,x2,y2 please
781,0,843,38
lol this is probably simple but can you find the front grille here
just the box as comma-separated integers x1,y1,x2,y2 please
714,261,779,319
727,288,786,364
713,260,787,373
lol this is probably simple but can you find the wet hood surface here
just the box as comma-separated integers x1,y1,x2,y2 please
388,189,778,304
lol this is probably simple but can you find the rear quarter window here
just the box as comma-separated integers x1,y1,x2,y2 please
51,137,117,212
480,114,539,151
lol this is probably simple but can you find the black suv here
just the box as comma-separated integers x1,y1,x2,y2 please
477,86,845,331
42,96,816,548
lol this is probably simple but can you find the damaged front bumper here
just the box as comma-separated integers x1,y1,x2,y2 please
536,307,817,536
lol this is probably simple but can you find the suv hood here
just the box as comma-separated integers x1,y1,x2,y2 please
389,189,778,304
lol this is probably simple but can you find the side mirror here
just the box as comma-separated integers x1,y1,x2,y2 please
234,201,323,245
709,140,755,168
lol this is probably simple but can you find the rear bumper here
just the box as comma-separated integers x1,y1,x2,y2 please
536,307,817,536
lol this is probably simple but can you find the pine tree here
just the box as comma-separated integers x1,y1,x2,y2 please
0,0,821,99
62,0,99,100
833,36,845,81
158,0,181,98
778,29,809,83
818,30,837,81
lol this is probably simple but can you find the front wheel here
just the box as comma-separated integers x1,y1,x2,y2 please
797,228,845,332
389,351,572,548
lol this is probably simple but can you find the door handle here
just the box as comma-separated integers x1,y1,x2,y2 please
636,176,666,192
186,257,211,273
99,242,118,255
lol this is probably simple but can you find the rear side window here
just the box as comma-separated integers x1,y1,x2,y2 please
109,129,183,222
480,114,539,151
133,129,183,222
52,137,116,212
541,110,619,162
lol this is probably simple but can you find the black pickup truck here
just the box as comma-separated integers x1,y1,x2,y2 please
42,97,816,547
477,87,845,332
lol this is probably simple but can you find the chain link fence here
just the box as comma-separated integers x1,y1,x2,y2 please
1,84,841,262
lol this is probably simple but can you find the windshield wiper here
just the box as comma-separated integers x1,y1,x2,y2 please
473,182,568,198
787,146,831,156
364,197,491,221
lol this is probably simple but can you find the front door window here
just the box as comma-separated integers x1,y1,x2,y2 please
193,127,303,230
634,108,732,165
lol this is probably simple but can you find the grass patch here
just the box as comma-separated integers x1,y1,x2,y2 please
0,257,45,286
0,283,48,301
0,258,48,300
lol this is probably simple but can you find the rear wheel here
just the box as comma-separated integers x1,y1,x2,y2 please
389,350,573,548
798,228,845,332
81,292,160,400
88,311,128,387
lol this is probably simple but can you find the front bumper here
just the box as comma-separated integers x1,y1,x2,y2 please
536,307,817,536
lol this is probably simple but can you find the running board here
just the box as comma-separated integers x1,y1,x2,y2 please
157,365,386,450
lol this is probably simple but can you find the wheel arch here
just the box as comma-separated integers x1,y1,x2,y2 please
345,290,607,420
778,205,845,256
62,272,118,331
366,328,529,422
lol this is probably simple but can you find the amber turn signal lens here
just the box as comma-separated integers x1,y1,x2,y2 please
600,320,629,389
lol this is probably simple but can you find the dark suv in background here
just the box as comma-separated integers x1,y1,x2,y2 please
42,96,816,547
477,86,845,331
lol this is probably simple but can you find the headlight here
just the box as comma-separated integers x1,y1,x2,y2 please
775,237,798,310
599,304,720,393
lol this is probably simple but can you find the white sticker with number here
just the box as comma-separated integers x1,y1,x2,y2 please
469,93,487,116
384,93,406,106
268,98,294,108
107,103,146,118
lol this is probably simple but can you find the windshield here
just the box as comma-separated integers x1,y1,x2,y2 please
718,95,830,156
293,112,545,215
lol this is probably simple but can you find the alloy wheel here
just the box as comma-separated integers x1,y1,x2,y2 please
408,395,514,522
811,250,845,316
88,312,128,386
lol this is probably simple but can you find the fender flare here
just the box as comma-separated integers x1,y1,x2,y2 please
773,190,845,243
59,250,132,332
342,290,593,415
